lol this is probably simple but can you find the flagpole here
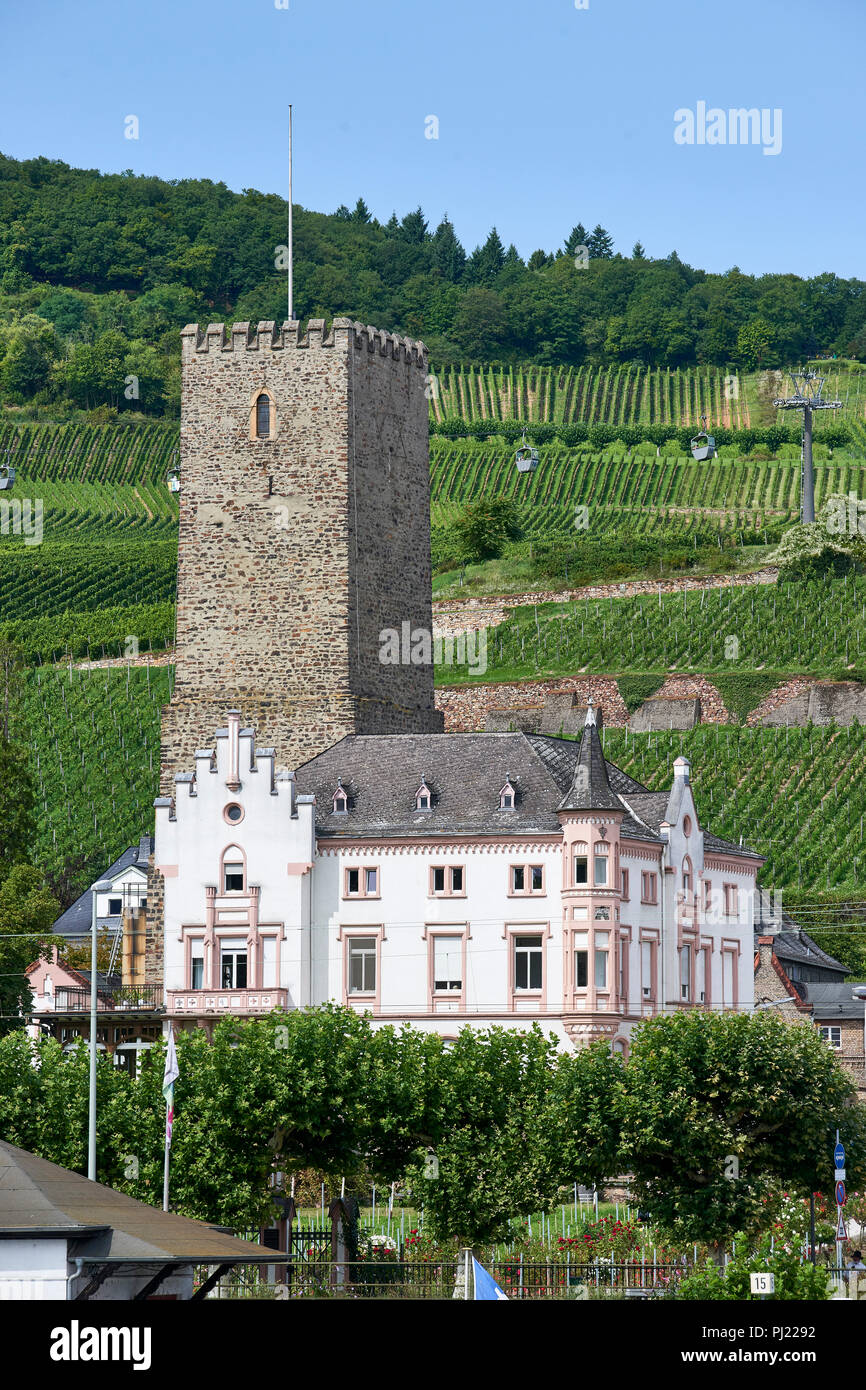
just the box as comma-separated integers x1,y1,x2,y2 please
287,104,293,323
162,1109,170,1212
162,1026,179,1213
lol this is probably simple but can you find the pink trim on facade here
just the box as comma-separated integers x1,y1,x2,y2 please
157,864,179,878
341,924,385,1014
220,843,247,893
505,920,550,1013
226,710,241,791
425,924,469,1012
343,864,381,899
507,862,546,897
721,937,741,1010
428,863,467,898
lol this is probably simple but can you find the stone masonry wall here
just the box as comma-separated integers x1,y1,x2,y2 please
161,318,442,791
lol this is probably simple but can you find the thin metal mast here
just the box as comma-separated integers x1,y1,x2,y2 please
773,369,842,524
288,104,294,323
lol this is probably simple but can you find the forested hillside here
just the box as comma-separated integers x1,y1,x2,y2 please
2,152,866,421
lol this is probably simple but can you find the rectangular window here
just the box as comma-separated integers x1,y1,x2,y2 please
621,869,630,900
262,936,276,989
224,862,244,893
722,952,735,1008
594,930,609,990
108,897,122,916
531,865,544,891
703,880,713,913
641,941,654,999
511,864,545,895
594,906,610,921
820,1026,842,1049
593,854,608,887
574,927,589,989
699,946,710,1004
724,884,739,918
346,867,360,895
679,945,690,1001
514,934,543,991
433,936,462,992
220,939,247,989
641,872,657,905
618,936,627,1000
365,867,379,895
574,855,588,885
190,941,204,990
512,865,525,893
431,866,464,896
348,938,377,994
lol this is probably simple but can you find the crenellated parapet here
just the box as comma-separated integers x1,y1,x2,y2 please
180,317,428,367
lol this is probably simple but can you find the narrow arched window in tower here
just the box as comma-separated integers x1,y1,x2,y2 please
255,393,271,438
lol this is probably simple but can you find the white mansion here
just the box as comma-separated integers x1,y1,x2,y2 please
154,703,760,1053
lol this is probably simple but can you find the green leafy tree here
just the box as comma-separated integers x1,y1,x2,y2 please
736,317,777,369
454,496,520,562
0,866,58,1035
0,314,58,401
618,1011,866,1246
61,330,127,409
411,1026,570,1245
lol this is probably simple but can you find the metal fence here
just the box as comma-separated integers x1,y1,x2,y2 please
54,985,163,1013
194,1259,691,1300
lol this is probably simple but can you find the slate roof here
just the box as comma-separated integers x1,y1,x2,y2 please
294,731,759,859
51,835,152,938
0,1140,281,1264
557,714,623,813
802,983,865,1021
769,928,848,976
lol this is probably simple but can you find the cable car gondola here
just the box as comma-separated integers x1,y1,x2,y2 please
514,429,539,474
690,417,716,461
0,467,15,492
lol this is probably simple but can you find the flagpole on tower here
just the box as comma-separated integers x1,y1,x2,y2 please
288,104,293,324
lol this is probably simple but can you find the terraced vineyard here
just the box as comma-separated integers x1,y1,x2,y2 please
429,441,866,520
20,665,866,897
602,724,866,893
20,666,169,879
0,420,179,485
458,574,865,683
428,365,751,428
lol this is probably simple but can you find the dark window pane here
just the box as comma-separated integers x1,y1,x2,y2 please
451,866,463,892
529,953,542,990
512,866,525,891
531,865,543,891
575,951,588,988
515,953,528,990
574,856,588,884
256,394,270,437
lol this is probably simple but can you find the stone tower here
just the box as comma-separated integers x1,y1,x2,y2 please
159,316,443,792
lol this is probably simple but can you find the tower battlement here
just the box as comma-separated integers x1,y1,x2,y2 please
181,318,428,367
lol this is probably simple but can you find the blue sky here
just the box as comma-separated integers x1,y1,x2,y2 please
1,0,862,279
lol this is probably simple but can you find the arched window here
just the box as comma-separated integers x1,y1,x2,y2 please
221,845,246,893
255,393,271,438
683,856,693,895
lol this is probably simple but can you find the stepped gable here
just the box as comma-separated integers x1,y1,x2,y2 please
294,732,574,838
556,703,623,813
180,317,428,367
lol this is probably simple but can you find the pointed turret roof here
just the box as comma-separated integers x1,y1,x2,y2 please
557,701,623,812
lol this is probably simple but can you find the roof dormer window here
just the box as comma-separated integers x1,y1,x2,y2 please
415,778,432,812
499,777,516,810
333,779,348,815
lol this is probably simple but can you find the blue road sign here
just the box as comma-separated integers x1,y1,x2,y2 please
836,1181,846,1206
835,1142,846,1167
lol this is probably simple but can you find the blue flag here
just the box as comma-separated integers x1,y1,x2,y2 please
473,1257,509,1301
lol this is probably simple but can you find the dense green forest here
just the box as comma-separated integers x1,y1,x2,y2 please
2,152,866,419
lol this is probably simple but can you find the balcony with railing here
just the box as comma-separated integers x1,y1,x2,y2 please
167,988,289,1016
53,985,164,1014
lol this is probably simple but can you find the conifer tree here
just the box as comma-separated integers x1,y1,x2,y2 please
431,215,466,280
587,224,614,259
